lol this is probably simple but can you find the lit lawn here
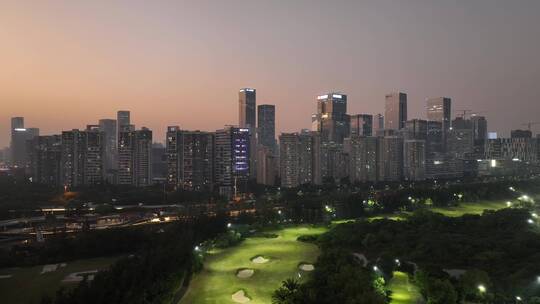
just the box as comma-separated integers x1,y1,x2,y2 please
180,226,327,304
430,200,508,217
388,271,423,304
0,256,118,304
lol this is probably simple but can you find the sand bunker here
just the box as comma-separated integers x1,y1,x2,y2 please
232,290,251,303
236,269,254,279
251,256,269,264
62,270,98,283
299,263,315,271
41,264,59,274
0,274,12,279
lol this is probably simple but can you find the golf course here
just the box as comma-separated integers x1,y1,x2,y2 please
388,272,423,304
179,226,327,304
0,256,118,304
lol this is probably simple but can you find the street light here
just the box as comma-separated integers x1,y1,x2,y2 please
373,266,379,271
528,219,534,224
507,201,513,207
516,296,522,301
227,223,232,228
478,284,486,293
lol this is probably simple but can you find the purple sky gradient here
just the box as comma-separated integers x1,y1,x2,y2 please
1,0,540,146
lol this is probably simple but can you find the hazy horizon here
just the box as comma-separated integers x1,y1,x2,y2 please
1,0,540,146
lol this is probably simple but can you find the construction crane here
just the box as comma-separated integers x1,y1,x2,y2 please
522,122,540,131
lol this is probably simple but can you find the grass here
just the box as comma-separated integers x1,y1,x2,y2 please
388,271,423,304
180,226,328,304
0,256,118,304
430,199,508,217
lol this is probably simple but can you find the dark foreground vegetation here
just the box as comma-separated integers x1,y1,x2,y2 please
34,216,227,304
274,208,540,303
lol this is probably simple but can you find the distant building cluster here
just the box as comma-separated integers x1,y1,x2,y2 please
3,88,540,197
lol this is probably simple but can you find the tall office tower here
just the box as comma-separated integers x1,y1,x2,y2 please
427,97,451,146
279,133,300,188
215,126,250,197
350,114,373,137
10,117,39,167
344,136,378,182
537,135,540,163
404,119,428,140
99,119,117,179
117,127,152,187
117,111,130,130
151,143,167,184
471,115,488,157
378,136,404,181
165,127,214,191
384,92,407,130
256,146,277,186
511,129,533,139
257,104,276,150
239,88,256,128
61,127,104,188
404,140,426,181
320,142,348,183
313,93,349,143
28,135,62,186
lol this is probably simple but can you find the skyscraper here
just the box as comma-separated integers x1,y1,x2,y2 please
279,132,317,188
404,119,428,140
350,114,373,137
314,93,349,143
373,113,385,136
239,88,256,128
257,104,276,151
427,97,452,133
384,92,407,130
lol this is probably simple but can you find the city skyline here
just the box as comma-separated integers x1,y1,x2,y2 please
2,0,540,146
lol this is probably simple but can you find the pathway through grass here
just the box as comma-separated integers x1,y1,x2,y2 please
388,271,423,304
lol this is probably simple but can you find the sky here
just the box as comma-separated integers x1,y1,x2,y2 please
1,0,540,146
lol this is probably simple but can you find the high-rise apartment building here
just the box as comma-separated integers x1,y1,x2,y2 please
404,140,426,181
373,114,384,136
239,89,256,128
28,135,62,186
350,114,373,137
344,136,378,182
61,127,104,187
378,136,404,181
117,127,152,187
99,119,117,181
313,93,349,143
165,126,214,191
384,92,407,130
279,131,319,188
256,146,277,186
215,126,250,197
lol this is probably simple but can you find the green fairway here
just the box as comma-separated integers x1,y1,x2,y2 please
180,226,327,304
0,256,118,304
388,271,423,304
430,200,508,217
